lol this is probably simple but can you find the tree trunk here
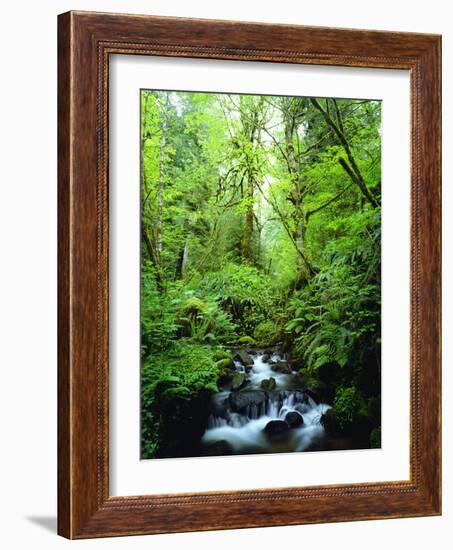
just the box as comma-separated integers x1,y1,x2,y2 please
242,176,254,261
175,237,190,279
283,108,310,278
182,239,190,273
240,96,261,263
140,92,170,293
156,94,170,260
142,226,164,291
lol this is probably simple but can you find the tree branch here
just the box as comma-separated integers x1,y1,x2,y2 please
305,181,355,221
310,97,379,208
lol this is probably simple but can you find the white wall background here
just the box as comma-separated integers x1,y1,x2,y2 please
0,0,450,548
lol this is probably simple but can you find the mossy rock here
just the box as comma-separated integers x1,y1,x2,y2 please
237,335,257,346
271,361,292,375
179,296,208,319
260,377,277,391
216,357,234,373
233,350,254,366
231,372,247,391
322,405,373,440
213,349,232,362
307,378,325,391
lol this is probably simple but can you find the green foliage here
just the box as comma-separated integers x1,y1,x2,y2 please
297,367,325,392
140,264,179,356
177,294,237,344
212,349,233,362
285,209,380,393
141,341,219,458
333,386,364,430
200,262,278,334
253,320,280,346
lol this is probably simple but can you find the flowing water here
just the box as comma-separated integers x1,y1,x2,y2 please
201,351,331,455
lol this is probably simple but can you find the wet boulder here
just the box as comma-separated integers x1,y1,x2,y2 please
231,372,247,391
288,372,305,390
229,390,267,414
285,410,304,428
216,356,236,387
260,377,277,391
263,420,290,440
271,361,292,375
208,394,230,418
233,350,254,367
320,408,341,435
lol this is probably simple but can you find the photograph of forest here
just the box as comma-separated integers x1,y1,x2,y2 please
140,89,381,459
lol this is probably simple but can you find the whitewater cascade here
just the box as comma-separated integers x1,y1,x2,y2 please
201,352,330,455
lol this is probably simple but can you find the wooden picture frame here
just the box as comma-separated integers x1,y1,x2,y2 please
58,10,441,539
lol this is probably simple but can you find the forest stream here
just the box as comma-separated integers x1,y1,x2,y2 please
201,349,331,456
140,90,382,460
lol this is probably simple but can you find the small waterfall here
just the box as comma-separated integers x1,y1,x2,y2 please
202,351,330,454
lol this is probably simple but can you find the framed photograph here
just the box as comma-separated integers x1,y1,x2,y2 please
58,11,441,538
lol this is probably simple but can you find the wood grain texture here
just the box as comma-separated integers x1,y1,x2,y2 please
57,10,442,539
57,11,71,537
